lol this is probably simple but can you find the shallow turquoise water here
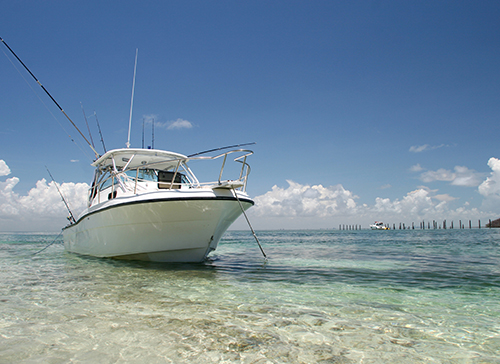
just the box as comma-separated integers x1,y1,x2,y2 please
0,229,499,363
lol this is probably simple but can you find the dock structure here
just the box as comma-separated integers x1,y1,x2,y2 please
338,219,499,230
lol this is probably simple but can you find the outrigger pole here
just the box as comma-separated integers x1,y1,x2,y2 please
94,111,107,153
188,142,256,157
0,37,100,159
45,166,76,224
80,102,96,151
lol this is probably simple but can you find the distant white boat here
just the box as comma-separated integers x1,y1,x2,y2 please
370,221,390,230
63,147,254,262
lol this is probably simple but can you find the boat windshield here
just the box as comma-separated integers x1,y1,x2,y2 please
123,168,157,182
123,168,191,185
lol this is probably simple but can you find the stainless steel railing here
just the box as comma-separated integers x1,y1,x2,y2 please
89,149,253,206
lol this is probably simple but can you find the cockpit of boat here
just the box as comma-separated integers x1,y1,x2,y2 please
87,147,253,207
97,168,191,191
87,149,196,205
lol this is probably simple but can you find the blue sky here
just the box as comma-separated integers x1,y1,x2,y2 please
1,1,500,231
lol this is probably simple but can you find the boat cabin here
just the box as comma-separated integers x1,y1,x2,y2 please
88,148,197,206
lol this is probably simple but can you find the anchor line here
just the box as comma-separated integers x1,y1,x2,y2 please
32,230,63,256
232,188,267,259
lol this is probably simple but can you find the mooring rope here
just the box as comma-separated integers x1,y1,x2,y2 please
32,231,63,256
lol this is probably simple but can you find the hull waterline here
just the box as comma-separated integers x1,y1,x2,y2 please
63,194,253,263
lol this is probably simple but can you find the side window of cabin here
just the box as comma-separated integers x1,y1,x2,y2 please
98,171,119,191
100,174,112,190
158,171,185,189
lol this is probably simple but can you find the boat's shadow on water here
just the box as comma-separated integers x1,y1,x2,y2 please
61,228,500,291
65,250,268,276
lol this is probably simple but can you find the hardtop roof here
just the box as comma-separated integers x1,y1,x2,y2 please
92,148,188,171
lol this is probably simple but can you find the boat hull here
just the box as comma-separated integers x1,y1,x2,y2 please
63,192,253,263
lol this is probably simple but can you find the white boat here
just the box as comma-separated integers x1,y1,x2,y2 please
370,221,390,230
62,147,254,262
0,38,260,263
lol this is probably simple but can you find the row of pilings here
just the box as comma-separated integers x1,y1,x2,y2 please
339,219,496,230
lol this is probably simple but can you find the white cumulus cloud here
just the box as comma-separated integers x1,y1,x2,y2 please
371,188,441,217
142,114,159,125
144,116,194,130
417,166,483,187
2,156,498,232
0,160,88,231
252,180,358,218
479,157,500,198
433,194,457,202
244,179,491,230
420,168,456,183
409,144,430,153
0,160,11,176
167,118,193,130
409,144,447,153
409,163,424,172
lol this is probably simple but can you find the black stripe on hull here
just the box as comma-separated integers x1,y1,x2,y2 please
63,196,254,230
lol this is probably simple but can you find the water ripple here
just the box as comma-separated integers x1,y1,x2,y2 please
0,229,499,363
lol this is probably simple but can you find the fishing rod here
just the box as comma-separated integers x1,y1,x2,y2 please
188,142,256,158
152,117,155,149
94,111,107,153
142,118,145,149
0,37,100,159
81,102,96,151
45,166,76,224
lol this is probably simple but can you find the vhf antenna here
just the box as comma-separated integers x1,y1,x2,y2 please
126,48,138,148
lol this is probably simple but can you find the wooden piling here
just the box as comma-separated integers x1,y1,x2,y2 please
339,218,495,231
